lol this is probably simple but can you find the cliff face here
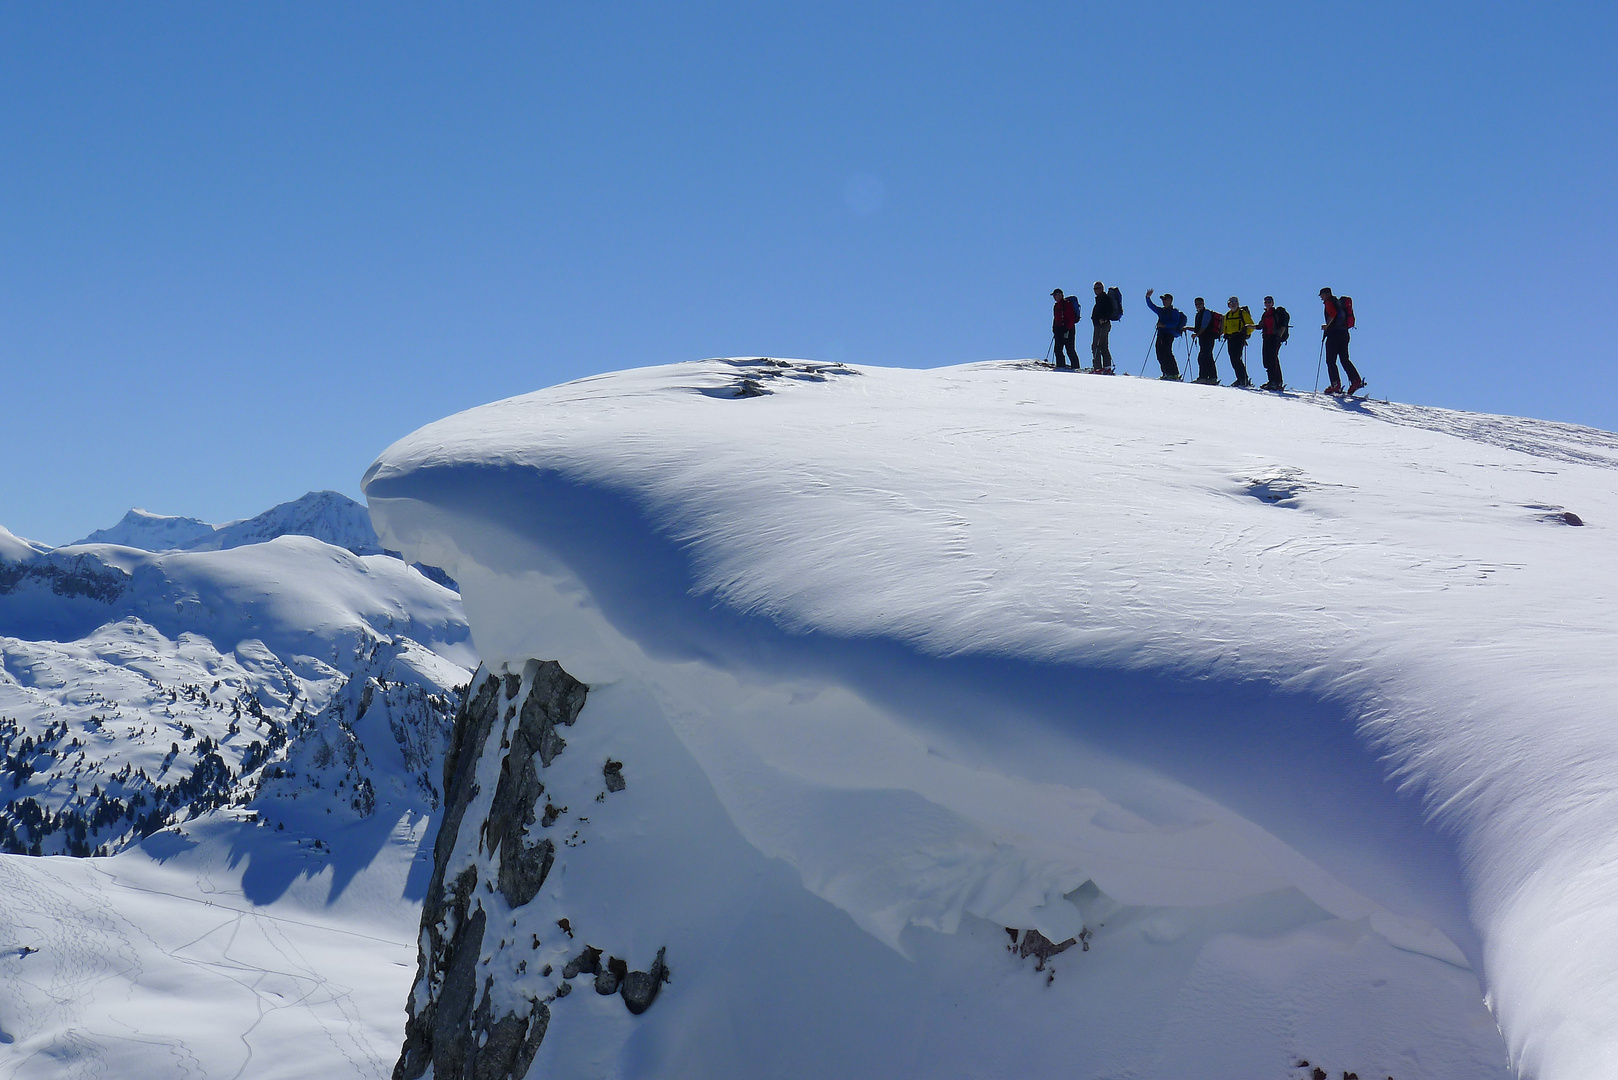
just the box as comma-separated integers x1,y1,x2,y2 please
396,660,667,1080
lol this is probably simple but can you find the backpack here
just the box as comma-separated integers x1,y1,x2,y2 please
1107,286,1123,320
1066,295,1081,323
1233,305,1253,338
1274,306,1291,343
1208,311,1225,335
1339,296,1355,329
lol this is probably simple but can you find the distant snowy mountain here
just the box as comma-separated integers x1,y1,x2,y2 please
364,357,1618,1080
0,499,474,1076
73,489,384,555
196,489,388,554
73,507,218,550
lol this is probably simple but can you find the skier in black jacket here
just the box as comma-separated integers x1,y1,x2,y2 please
1089,282,1116,373
1190,298,1221,384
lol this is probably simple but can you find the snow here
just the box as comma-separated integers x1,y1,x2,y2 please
364,357,1618,1079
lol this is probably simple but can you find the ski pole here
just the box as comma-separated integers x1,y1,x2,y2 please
1045,334,1053,364
1314,336,1326,393
1139,334,1154,377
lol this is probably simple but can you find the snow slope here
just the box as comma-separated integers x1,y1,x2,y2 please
0,513,475,1075
364,357,1618,1080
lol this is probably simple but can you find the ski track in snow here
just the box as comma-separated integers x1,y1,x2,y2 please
0,848,414,1080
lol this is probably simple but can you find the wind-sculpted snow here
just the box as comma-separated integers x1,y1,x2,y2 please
366,359,1618,1079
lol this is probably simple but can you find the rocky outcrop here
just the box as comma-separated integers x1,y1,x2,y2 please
395,659,668,1080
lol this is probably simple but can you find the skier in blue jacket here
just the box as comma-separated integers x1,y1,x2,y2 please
1144,290,1186,380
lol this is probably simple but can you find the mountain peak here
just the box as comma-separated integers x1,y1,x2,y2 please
71,490,383,557
74,508,216,550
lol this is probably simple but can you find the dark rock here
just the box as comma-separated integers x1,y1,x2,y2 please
518,661,587,768
1016,928,1078,971
620,948,669,1015
423,904,485,1078
602,759,625,793
468,987,549,1080
562,946,601,980
482,663,586,909
394,668,502,1080
556,917,573,938
595,956,628,995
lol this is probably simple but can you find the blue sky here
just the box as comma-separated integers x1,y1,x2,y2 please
3,2,1614,544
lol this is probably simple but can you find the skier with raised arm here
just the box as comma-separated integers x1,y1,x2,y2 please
1144,289,1187,380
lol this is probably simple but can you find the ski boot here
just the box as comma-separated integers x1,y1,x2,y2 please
1323,383,1344,395
1347,377,1367,395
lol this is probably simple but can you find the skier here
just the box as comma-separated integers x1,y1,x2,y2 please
1222,297,1255,387
1089,281,1116,373
1256,296,1289,390
1189,298,1222,384
1144,290,1186,380
1051,289,1081,369
1319,287,1365,395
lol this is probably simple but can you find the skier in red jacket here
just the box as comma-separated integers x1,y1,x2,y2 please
1320,287,1365,395
1051,289,1080,369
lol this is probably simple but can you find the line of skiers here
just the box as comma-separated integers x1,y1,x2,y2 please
1050,284,1365,395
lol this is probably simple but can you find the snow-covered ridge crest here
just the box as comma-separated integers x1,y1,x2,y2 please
365,358,1618,1078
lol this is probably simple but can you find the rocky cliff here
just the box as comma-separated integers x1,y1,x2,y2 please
395,660,667,1080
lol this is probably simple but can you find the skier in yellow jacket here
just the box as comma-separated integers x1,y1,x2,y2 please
1222,297,1256,388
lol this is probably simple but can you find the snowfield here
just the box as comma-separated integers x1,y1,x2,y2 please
363,358,1618,1080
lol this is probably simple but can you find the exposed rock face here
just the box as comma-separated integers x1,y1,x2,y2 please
395,659,669,1080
